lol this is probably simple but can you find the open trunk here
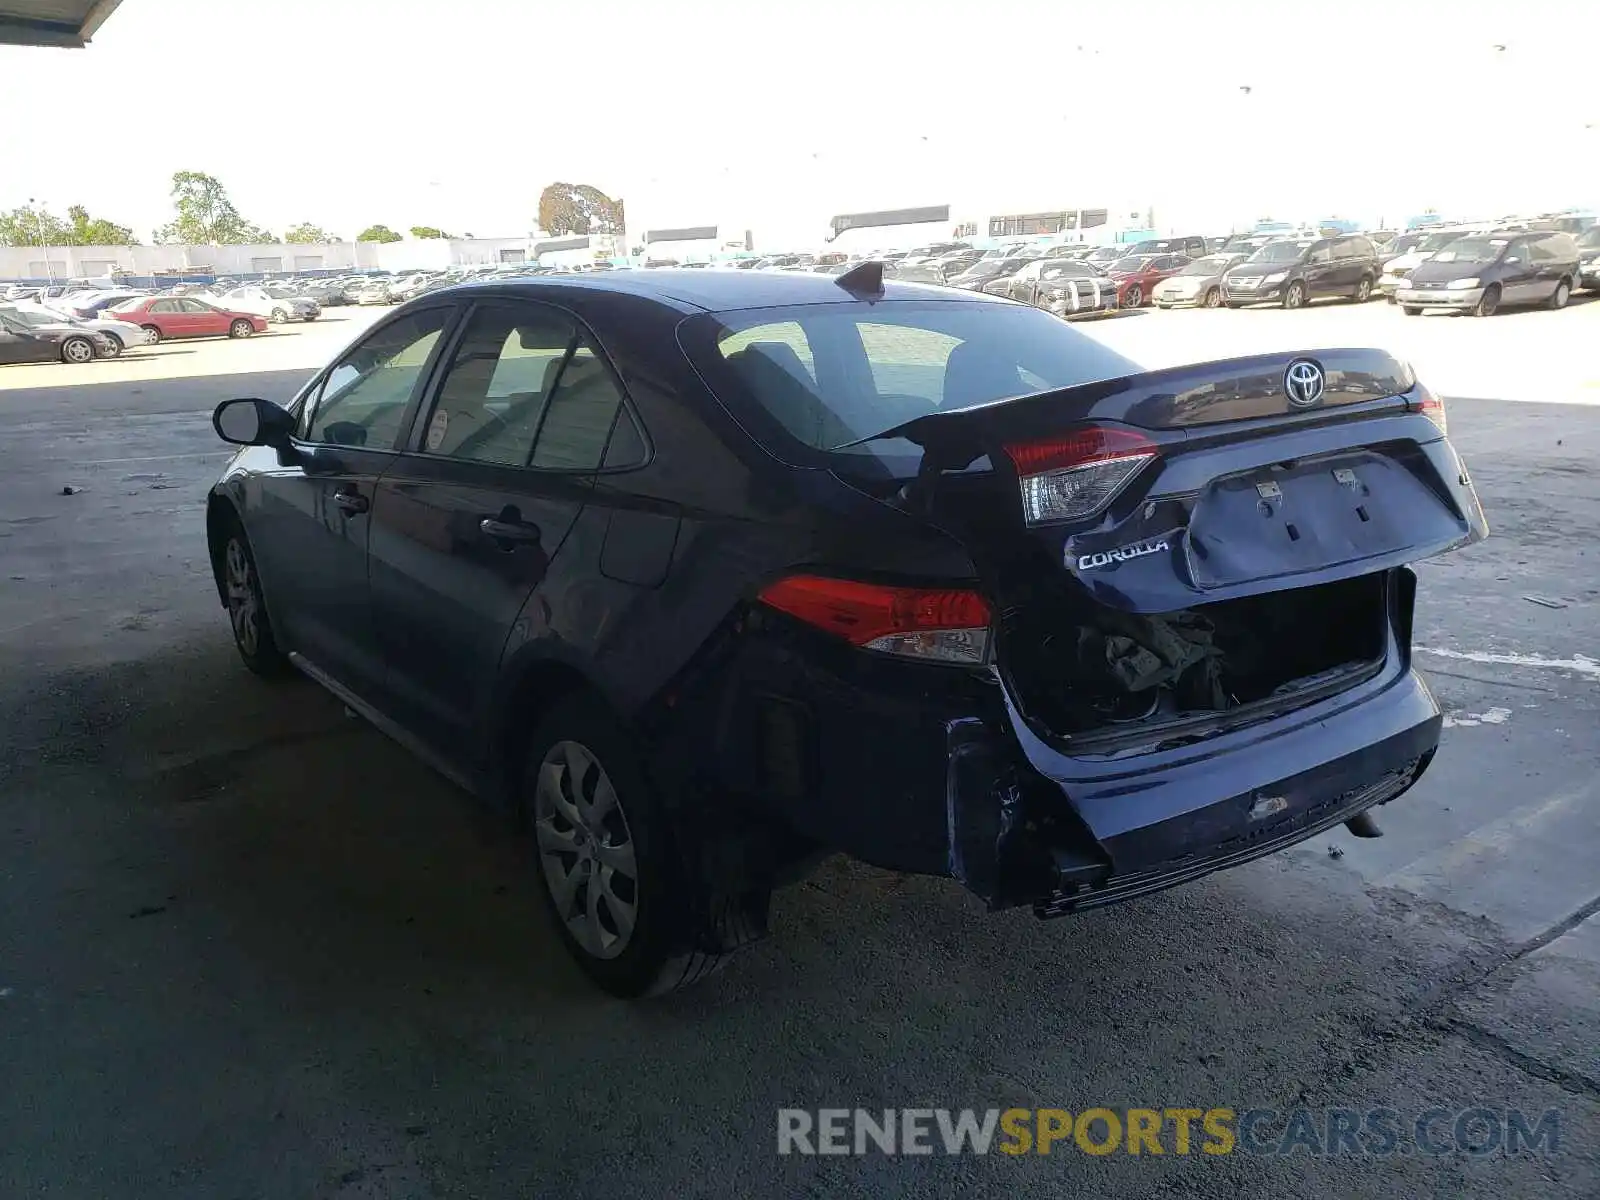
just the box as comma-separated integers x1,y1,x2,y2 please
836,347,1487,744
1000,571,1389,744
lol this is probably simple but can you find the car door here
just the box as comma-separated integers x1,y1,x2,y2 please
0,314,55,363
1524,234,1559,302
1497,239,1537,304
1303,241,1336,297
142,297,183,336
177,298,228,336
367,298,632,758
246,304,457,701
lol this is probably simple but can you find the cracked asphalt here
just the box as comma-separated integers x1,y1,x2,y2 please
1,304,1596,1198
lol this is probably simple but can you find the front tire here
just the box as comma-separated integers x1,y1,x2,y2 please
1474,285,1501,317
229,319,255,338
1123,284,1143,308
60,335,95,364
523,698,768,998
1283,281,1306,309
1203,287,1221,308
1402,306,1422,316
219,517,291,676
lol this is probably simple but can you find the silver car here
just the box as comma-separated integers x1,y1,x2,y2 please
1153,254,1249,309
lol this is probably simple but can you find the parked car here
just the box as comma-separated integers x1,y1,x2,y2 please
1083,244,1130,270
203,267,1485,997
0,307,114,363
1103,253,1192,307
1127,236,1208,258
948,256,1038,291
1378,227,1489,299
1573,226,1600,293
1019,260,1121,318
1396,231,1580,317
1152,254,1249,308
211,286,319,323
60,290,149,319
1222,235,1381,309
1218,233,1288,257
351,278,395,305
107,296,267,342
24,302,154,352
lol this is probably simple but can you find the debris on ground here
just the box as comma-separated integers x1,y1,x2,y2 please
60,485,80,495
1522,595,1568,609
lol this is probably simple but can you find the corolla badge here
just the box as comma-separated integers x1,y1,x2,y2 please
1284,359,1326,408
1075,538,1170,571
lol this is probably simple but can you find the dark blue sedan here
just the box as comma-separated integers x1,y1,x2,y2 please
206,265,1487,996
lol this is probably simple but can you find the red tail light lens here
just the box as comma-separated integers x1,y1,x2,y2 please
757,575,992,665
1411,384,1447,436
1003,426,1156,526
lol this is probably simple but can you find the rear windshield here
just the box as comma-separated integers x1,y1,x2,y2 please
678,301,1142,459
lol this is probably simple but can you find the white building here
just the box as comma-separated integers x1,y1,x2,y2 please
0,237,533,281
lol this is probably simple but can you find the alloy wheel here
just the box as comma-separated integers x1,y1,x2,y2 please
224,537,260,656
1285,282,1305,309
62,337,94,364
534,740,640,960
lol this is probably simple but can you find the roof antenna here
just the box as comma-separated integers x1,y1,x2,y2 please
834,260,885,301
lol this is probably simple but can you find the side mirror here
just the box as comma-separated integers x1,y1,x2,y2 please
213,397,295,447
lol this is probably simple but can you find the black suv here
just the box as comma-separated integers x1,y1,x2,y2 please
1222,235,1381,309
1396,231,1581,317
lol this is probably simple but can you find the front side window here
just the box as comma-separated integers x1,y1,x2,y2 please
1308,244,1334,264
303,307,450,447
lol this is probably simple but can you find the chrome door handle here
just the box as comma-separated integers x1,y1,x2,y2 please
334,489,369,515
479,516,542,544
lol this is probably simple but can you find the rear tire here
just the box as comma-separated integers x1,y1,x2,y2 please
1473,285,1501,318
99,335,122,358
1352,275,1373,303
1548,278,1571,310
522,697,768,998
142,324,162,344
270,307,288,323
229,319,255,338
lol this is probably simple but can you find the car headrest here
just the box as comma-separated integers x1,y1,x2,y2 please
942,340,1024,408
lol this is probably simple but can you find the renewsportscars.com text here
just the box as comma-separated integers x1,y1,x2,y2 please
777,1106,1562,1157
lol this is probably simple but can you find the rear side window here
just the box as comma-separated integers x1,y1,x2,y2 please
416,300,636,472
303,308,450,447
681,301,1142,457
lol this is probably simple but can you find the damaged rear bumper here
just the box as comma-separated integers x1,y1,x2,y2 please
949,602,1440,912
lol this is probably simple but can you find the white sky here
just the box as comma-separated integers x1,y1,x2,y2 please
2,0,1596,248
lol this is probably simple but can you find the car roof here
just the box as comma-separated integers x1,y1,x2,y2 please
425,268,990,314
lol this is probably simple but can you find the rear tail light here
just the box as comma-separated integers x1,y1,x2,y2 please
757,575,992,665
1410,383,1447,436
1004,426,1156,526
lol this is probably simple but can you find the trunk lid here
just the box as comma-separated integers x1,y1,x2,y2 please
855,348,1487,615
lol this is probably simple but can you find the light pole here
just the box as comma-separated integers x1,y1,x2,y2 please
27,197,54,284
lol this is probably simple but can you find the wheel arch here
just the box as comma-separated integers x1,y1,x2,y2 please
204,492,239,606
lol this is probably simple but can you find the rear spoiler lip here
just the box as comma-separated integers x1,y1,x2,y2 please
839,348,1418,457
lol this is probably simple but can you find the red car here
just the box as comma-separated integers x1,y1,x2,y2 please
107,296,268,344
1103,253,1192,308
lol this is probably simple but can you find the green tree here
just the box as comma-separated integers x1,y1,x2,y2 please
284,222,335,243
357,224,403,243
0,206,72,246
65,205,137,245
409,225,452,240
536,182,625,236
153,170,273,244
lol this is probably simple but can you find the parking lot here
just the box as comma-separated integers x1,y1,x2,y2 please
2,299,1598,1197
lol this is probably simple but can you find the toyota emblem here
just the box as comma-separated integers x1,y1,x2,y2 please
1284,359,1326,408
